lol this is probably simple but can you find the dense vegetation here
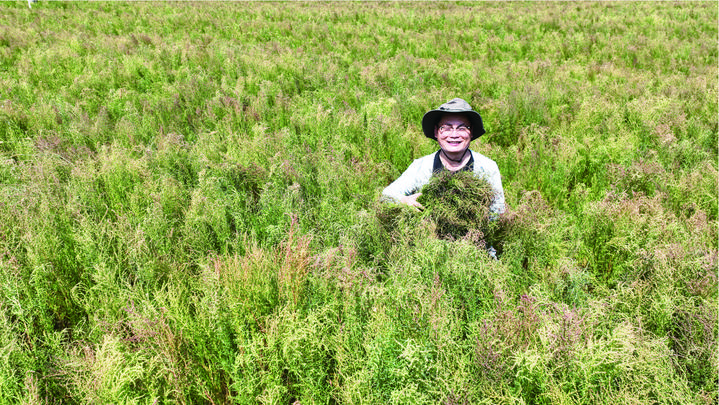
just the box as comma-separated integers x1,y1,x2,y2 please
0,1,716,403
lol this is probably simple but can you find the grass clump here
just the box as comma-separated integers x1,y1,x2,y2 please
418,170,507,250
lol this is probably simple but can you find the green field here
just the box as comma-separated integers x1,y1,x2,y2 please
1,1,717,403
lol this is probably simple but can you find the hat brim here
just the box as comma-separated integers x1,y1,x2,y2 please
421,110,485,141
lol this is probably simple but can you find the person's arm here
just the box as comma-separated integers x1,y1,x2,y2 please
487,165,505,215
381,156,432,208
472,152,505,215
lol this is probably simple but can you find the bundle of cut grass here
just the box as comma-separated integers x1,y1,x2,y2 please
417,170,500,245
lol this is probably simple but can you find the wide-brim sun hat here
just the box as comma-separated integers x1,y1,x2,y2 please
421,98,485,141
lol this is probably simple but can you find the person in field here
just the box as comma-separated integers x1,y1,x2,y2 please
382,98,505,214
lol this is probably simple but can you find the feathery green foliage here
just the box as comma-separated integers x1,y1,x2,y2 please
0,1,716,403
417,170,504,248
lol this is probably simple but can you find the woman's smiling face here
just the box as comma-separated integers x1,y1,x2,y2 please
434,113,472,154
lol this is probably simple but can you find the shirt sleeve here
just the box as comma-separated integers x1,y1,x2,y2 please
472,152,505,215
487,167,505,215
381,157,432,202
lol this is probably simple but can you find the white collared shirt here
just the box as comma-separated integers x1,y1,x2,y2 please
381,149,505,215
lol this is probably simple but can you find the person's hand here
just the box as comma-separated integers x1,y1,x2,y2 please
400,193,424,210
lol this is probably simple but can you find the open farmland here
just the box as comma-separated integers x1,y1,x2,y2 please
0,1,717,403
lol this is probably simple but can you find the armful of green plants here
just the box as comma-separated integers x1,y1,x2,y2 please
417,170,503,245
